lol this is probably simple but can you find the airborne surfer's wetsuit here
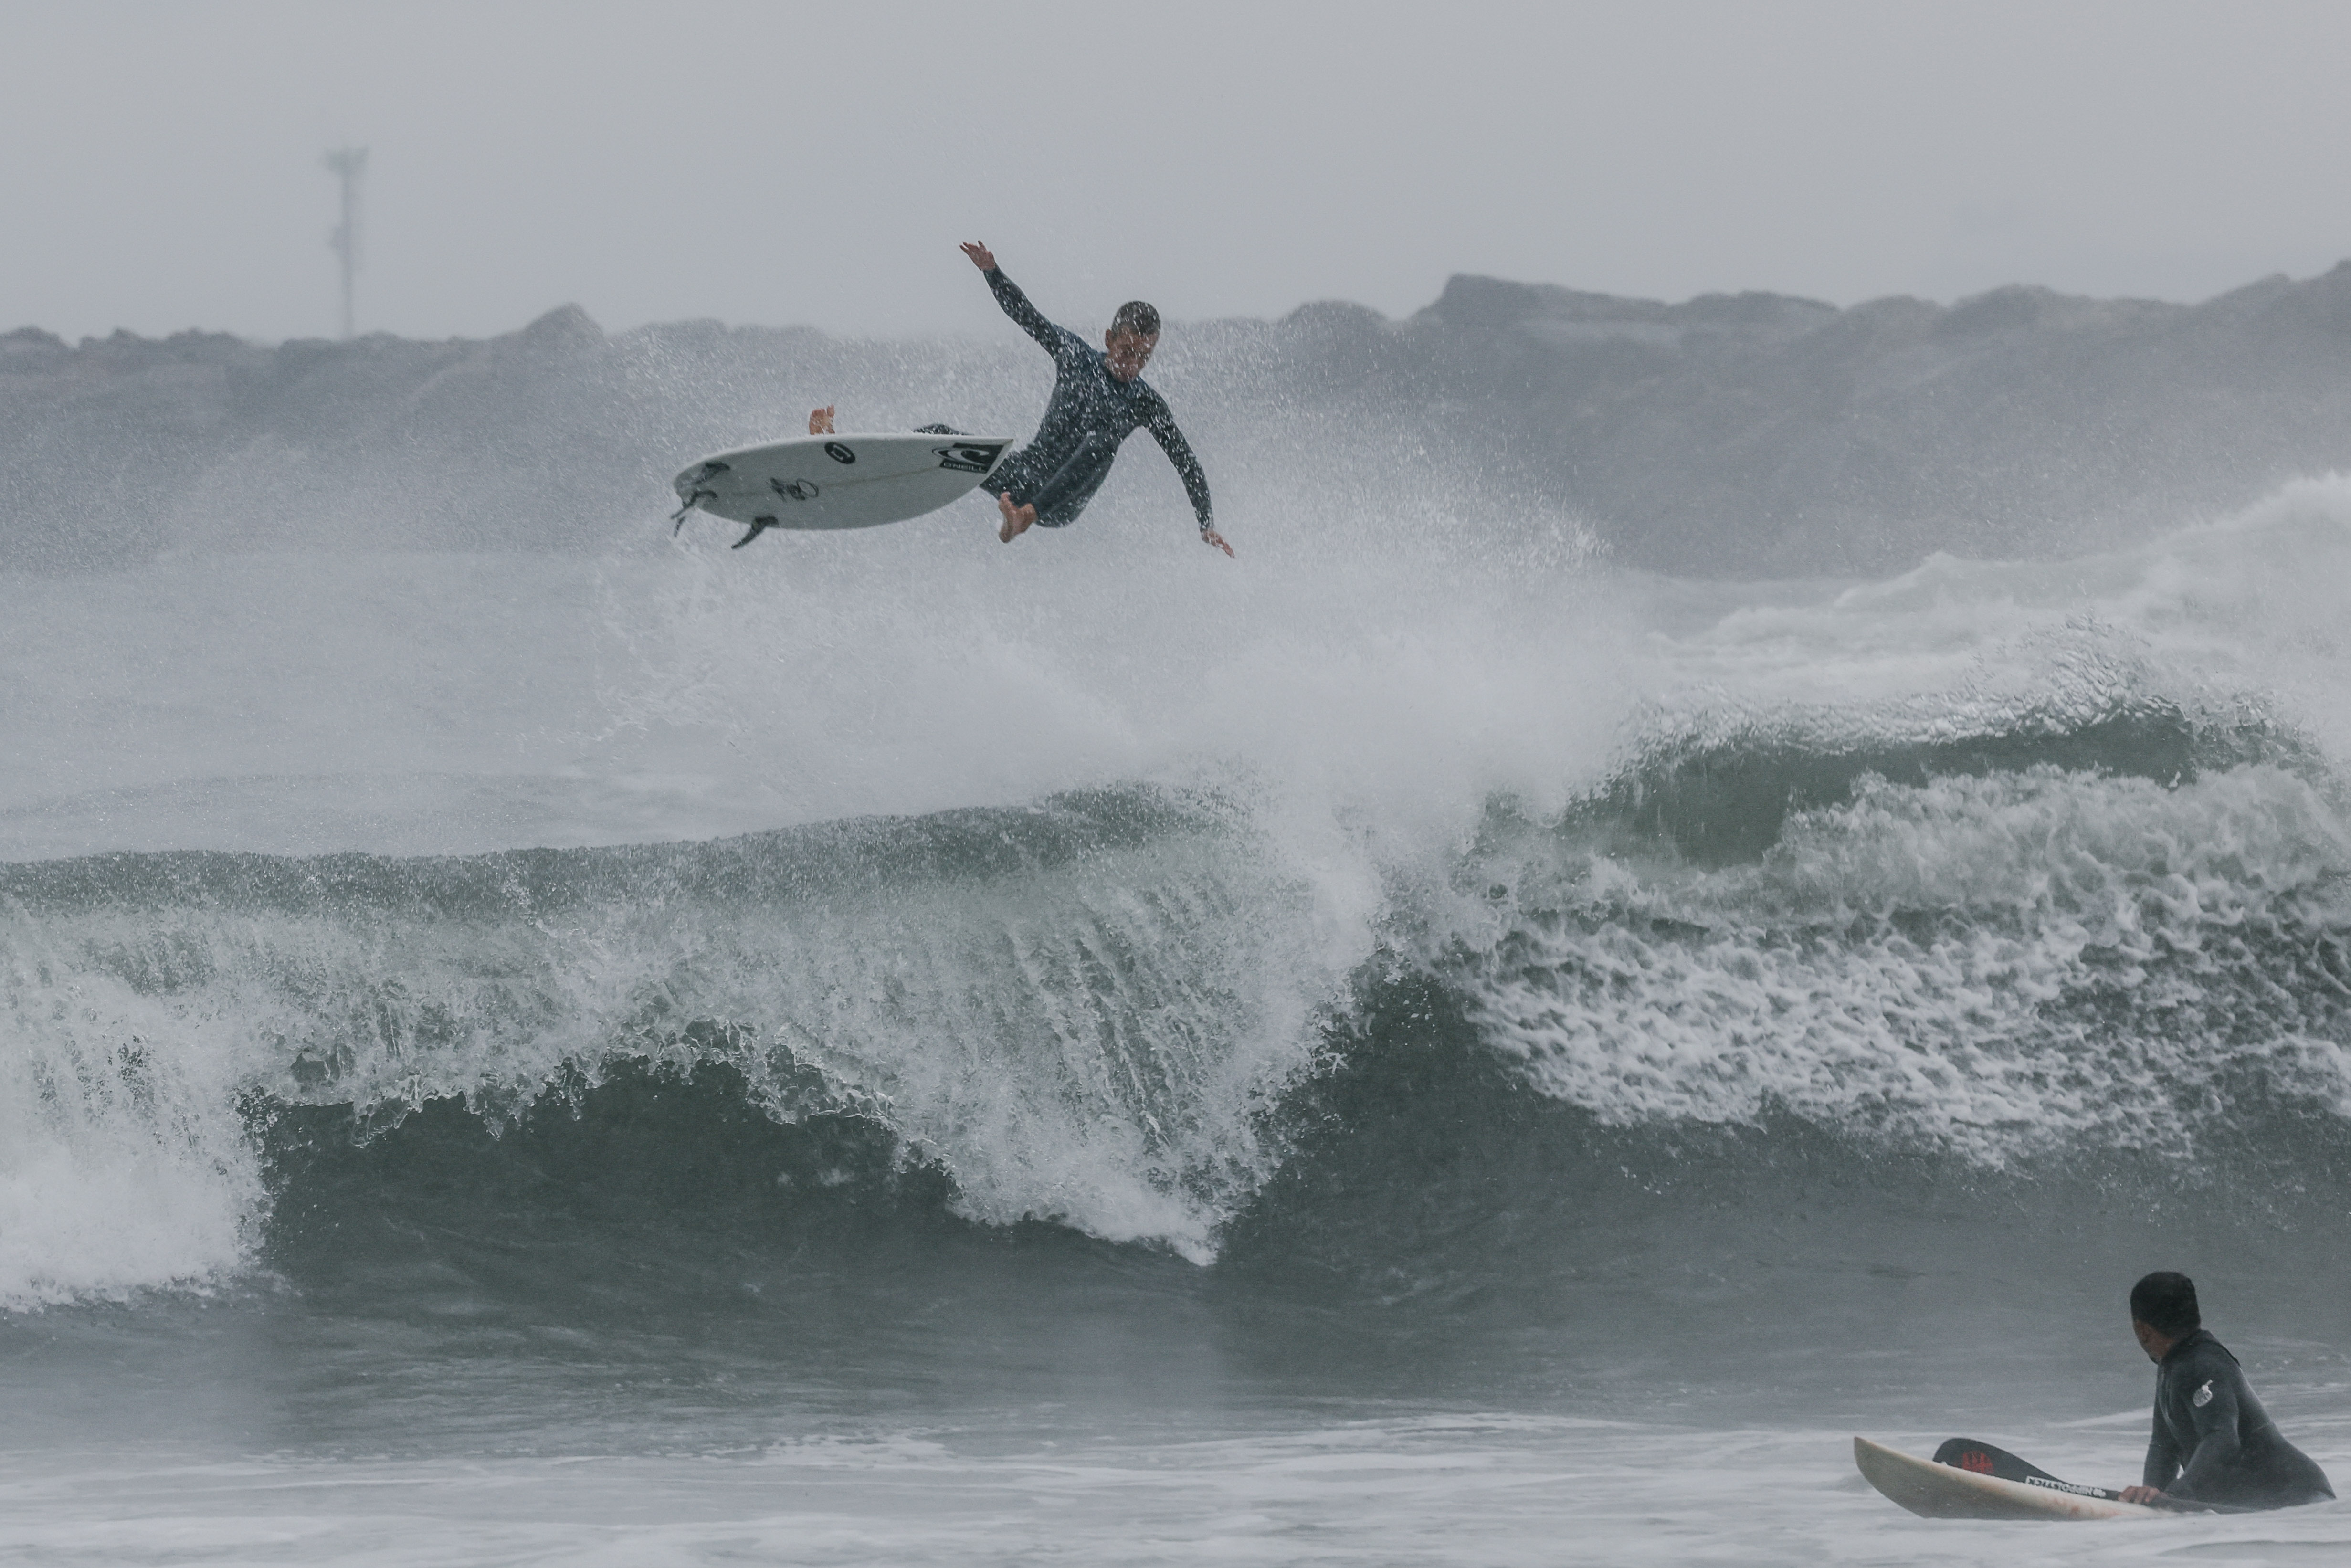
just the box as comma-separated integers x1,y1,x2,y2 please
2144,1330,2333,1509
980,267,1213,534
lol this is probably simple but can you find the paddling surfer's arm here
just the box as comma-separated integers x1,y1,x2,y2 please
1143,395,1232,557
2126,1374,2245,1504
961,242,1086,360
2125,1416,2184,1504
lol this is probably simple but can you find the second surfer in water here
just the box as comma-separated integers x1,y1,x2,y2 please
2117,1271,2333,1510
808,244,1232,557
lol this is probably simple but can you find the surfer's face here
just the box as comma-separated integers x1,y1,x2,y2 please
1105,328,1158,382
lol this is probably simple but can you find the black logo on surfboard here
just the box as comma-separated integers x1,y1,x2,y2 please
823,442,856,464
934,441,1007,474
770,476,819,501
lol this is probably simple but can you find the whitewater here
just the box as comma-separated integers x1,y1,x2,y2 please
4,441,2350,1562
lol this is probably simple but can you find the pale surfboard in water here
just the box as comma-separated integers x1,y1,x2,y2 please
1854,1437,2162,1521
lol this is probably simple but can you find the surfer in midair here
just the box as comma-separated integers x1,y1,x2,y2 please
804,245,1228,554
954,242,1230,556
2117,1272,2333,1510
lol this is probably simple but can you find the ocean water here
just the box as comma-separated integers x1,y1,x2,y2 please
5,469,2351,1563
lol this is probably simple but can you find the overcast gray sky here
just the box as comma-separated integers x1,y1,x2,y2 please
6,0,2347,344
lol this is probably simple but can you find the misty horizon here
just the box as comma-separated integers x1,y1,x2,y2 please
9,1,2351,343
17,245,2351,352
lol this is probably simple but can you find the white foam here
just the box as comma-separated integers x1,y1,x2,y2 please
0,932,262,1308
1460,763,2351,1155
3,1417,2343,1567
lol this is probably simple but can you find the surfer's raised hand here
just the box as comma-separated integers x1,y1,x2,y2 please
807,405,835,436
1201,528,1234,558
960,241,997,272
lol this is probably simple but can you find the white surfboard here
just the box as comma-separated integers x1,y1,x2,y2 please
670,431,1015,546
1854,1437,2159,1521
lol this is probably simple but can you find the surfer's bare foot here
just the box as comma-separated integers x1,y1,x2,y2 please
1201,528,1234,558
808,405,835,435
996,492,1036,543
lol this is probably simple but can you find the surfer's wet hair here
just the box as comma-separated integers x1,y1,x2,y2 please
2130,1271,2201,1337
1111,300,1160,337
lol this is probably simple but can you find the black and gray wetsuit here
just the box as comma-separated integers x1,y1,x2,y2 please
980,267,1213,534
2144,1330,2333,1509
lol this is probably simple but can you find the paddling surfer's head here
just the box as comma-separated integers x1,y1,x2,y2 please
1105,300,1160,383
2130,1271,2201,1360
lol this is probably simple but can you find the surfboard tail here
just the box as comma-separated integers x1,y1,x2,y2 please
670,489,716,535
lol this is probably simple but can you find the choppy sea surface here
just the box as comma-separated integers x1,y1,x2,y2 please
5,474,2351,1563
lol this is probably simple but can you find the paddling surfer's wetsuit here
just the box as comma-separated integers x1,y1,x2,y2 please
2144,1330,2333,1509
979,267,1213,534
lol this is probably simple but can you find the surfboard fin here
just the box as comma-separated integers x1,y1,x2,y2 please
731,516,778,549
669,488,717,535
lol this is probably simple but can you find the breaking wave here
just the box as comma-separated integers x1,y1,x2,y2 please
9,484,2351,1313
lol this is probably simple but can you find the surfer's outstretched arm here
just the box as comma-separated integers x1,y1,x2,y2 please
1144,399,1232,557
961,242,1086,360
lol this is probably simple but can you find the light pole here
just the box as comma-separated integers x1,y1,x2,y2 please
323,147,368,339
